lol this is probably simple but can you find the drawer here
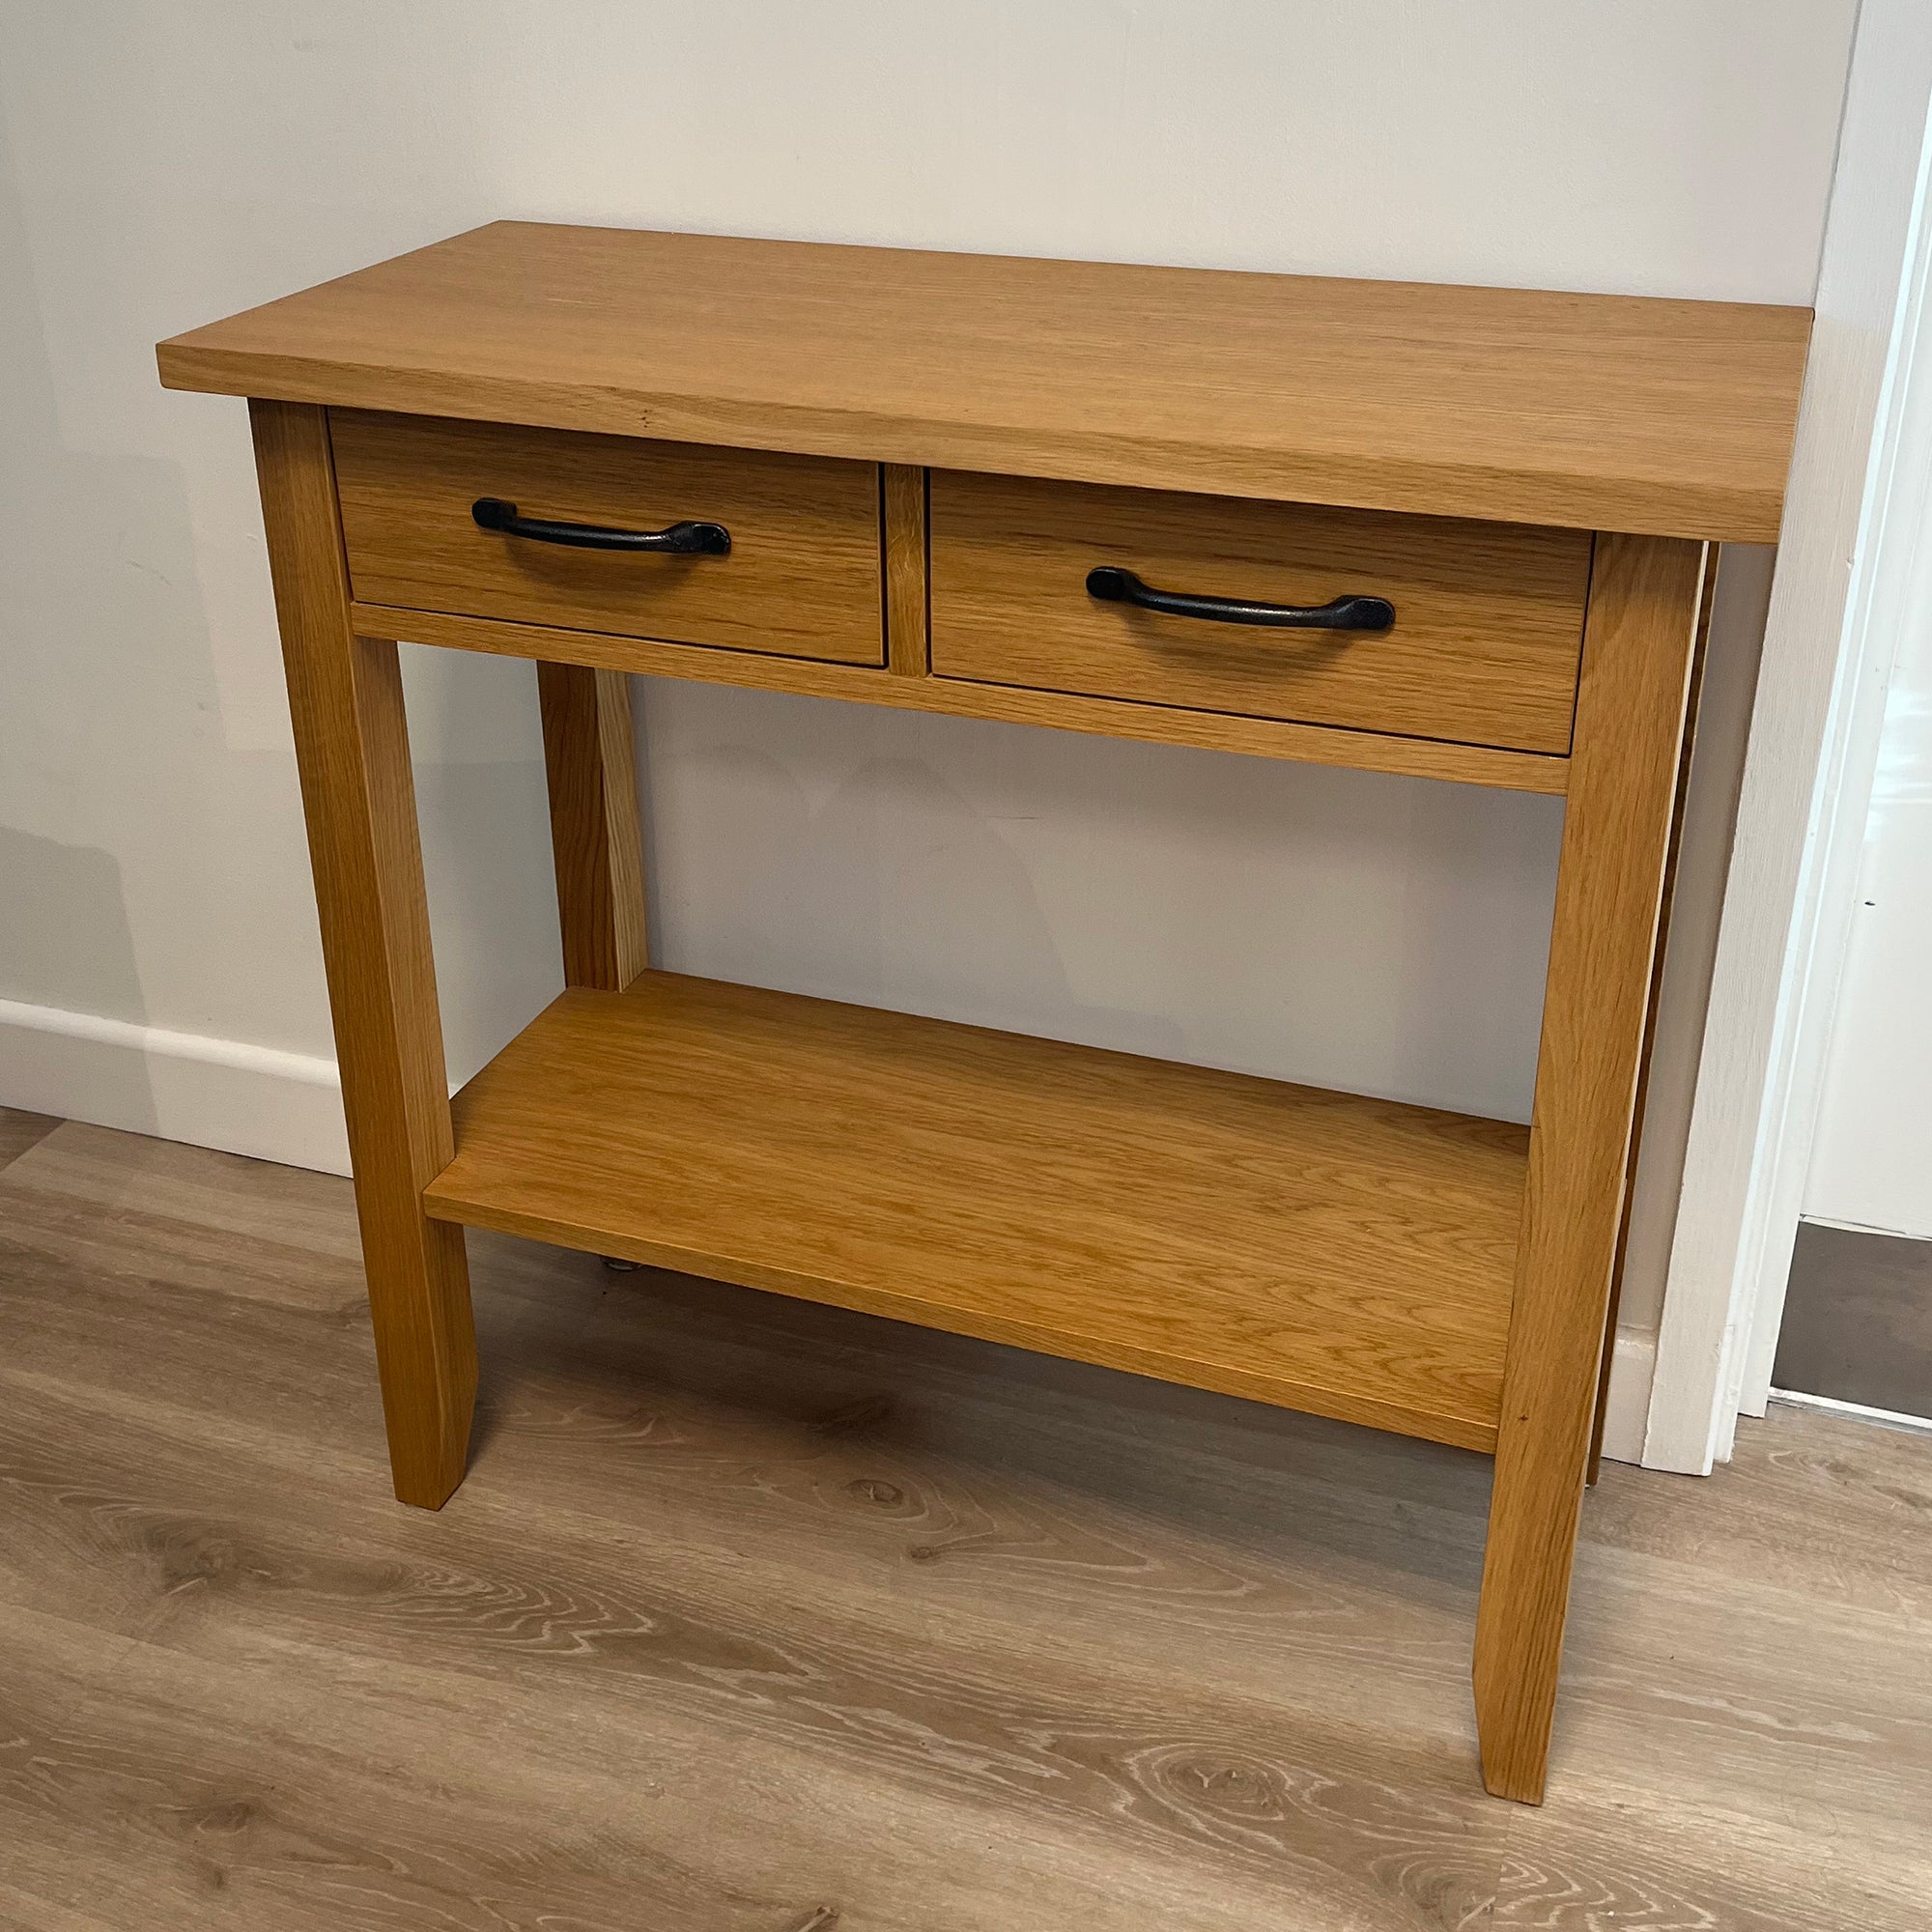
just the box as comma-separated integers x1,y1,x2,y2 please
928,472,1592,753
331,411,884,666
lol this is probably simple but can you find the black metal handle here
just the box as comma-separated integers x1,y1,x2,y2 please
1086,566,1393,631
471,497,730,555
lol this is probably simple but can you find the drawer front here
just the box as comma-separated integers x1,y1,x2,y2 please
928,472,1591,753
332,411,885,666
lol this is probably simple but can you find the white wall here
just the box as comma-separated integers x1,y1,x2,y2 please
1796,59,1932,1247
1805,498,1932,1239
0,8,1856,1255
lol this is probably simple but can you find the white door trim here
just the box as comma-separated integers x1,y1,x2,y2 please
1732,155,1932,1421
1643,0,1932,1473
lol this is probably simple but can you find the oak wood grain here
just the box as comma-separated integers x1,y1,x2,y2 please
421,970,1527,1451
536,662,648,991
158,222,1810,542
353,601,1572,795
249,399,476,1509
330,409,885,666
169,229,1803,1824
1473,534,1709,1803
2,1120,1927,1930
1588,541,1719,1486
882,463,927,676
929,469,1592,753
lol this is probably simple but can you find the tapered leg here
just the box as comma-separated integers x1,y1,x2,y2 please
251,399,476,1508
1474,534,1709,1802
1586,543,1719,1486
537,662,648,990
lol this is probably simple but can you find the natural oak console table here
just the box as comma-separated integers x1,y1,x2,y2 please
157,223,1807,1803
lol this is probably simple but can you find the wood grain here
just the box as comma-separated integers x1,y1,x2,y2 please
1474,534,1709,1803
2,1119,1928,1930
0,1105,60,1171
1588,541,1719,1485
158,222,1810,542
421,970,1526,1451
330,409,885,665
175,229,1798,1821
354,601,1572,795
929,469,1591,753
882,463,927,676
249,399,476,1510
536,662,647,991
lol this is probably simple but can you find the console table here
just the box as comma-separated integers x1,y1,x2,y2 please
157,224,1808,1803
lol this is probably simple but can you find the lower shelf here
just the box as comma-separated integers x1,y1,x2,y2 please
424,971,1526,1451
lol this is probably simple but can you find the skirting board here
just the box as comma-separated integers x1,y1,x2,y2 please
1601,1329,1659,1468
0,997,350,1177
0,993,1663,1463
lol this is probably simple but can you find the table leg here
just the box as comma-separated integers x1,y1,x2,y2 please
250,399,477,1509
1473,533,1709,1802
537,662,648,990
1585,544,1719,1486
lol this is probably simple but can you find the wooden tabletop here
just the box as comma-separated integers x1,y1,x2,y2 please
158,222,1810,542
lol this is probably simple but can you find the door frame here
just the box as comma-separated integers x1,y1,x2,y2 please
1642,0,1932,1472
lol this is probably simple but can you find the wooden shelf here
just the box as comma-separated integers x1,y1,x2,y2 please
424,972,1526,1451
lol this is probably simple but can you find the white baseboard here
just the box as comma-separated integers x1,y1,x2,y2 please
0,997,350,1176
1600,1328,1658,1467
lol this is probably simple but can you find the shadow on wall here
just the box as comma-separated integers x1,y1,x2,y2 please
400,641,566,1088
0,828,157,1134
0,121,330,1074
641,736,1186,1065
638,679,1566,1122
0,109,563,1149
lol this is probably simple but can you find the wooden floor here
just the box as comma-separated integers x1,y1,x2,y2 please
1,1107,1927,1931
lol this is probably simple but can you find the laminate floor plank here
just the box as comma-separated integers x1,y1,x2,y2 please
0,1106,61,1172
4,1605,1350,1932
0,1307,1514,1927
0,1389,1480,1927
1,1121,1927,1930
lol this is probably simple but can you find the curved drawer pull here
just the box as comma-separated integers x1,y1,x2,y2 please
472,497,731,555
1086,565,1393,631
